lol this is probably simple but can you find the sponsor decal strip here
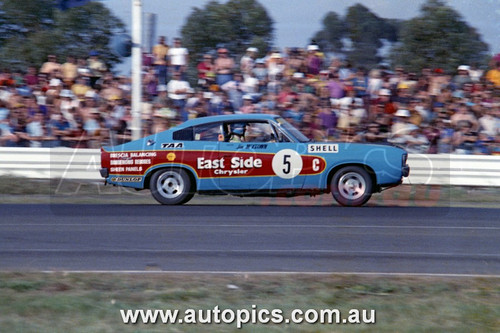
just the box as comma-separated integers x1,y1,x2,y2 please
103,150,327,180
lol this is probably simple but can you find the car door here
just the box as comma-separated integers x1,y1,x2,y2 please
218,121,306,191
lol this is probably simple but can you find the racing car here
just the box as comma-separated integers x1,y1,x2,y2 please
100,114,409,206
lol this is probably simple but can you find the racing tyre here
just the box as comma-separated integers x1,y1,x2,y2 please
150,169,194,205
331,166,372,207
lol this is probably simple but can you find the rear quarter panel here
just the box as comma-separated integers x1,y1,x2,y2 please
303,142,406,189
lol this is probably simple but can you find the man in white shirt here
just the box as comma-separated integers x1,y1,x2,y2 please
166,72,191,121
26,112,45,147
168,38,189,78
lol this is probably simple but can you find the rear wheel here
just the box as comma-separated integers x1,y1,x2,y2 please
150,169,194,205
331,166,372,206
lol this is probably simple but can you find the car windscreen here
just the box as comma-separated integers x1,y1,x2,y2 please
275,117,310,142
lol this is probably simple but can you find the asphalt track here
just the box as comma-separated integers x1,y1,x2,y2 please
0,204,499,275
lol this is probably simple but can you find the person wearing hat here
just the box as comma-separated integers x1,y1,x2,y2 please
214,47,235,86
267,51,285,81
306,44,322,76
252,59,268,92
453,65,472,89
87,51,107,89
153,84,169,108
429,67,448,97
240,47,258,79
390,109,413,144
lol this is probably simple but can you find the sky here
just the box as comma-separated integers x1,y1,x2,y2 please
100,0,500,73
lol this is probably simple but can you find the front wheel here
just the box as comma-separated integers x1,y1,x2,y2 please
150,169,194,205
331,166,372,207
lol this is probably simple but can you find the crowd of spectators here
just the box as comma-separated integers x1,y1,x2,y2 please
1,35,499,155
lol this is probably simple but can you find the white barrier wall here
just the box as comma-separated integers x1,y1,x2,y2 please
1,148,500,186
0,148,100,180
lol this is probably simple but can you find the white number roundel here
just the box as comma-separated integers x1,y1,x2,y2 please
272,149,303,179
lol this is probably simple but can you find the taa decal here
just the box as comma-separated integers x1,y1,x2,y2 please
308,144,338,153
272,149,303,179
161,142,184,149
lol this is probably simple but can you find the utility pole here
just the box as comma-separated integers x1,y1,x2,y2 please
131,0,142,140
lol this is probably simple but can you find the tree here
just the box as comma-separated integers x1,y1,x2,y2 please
312,12,346,54
344,4,400,67
390,0,489,72
181,0,274,61
310,4,400,68
0,0,126,71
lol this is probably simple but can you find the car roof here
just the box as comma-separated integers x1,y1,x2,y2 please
174,114,280,129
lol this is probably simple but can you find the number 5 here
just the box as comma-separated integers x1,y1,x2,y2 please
283,154,291,174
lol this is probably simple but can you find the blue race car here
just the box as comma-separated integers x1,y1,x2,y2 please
100,114,409,206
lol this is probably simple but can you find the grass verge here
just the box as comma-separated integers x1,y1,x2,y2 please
1,179,499,332
0,273,499,332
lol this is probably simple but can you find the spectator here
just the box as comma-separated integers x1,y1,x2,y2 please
351,67,368,99
453,65,473,89
390,109,413,143
363,122,387,143
61,55,78,85
220,72,245,111
305,44,322,75
436,119,454,153
166,71,191,121
452,122,477,154
240,47,258,78
153,85,169,108
252,59,268,93
404,127,430,154
478,105,499,136
25,112,45,147
87,51,107,89
40,55,61,76
485,61,500,87
168,38,189,77
197,54,215,89
422,121,441,154
71,76,91,100
24,66,39,87
267,52,285,81
240,95,256,114
450,103,478,131
214,48,235,87
326,71,344,99
152,36,169,84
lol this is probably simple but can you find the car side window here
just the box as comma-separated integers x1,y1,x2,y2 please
193,123,222,141
223,121,277,143
245,122,276,142
272,124,291,142
173,127,194,140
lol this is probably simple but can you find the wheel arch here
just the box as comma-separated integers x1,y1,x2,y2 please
326,163,377,193
144,165,197,192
